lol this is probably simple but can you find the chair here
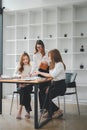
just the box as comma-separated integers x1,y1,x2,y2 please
10,87,19,115
58,72,80,115
10,86,34,115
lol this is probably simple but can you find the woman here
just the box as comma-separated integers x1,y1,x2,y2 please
14,52,33,119
34,49,66,118
31,40,49,112
31,40,49,73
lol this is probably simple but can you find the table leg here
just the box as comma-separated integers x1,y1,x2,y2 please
34,83,52,129
0,83,2,114
34,84,39,129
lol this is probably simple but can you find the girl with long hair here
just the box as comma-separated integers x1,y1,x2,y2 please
14,52,33,119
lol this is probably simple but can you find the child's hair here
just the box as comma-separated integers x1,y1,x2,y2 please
18,52,30,73
34,40,45,56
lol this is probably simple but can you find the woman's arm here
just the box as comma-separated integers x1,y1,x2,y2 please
34,71,52,78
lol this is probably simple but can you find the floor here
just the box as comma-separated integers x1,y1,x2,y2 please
0,98,87,130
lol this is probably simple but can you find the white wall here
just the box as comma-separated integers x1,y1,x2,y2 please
2,0,87,10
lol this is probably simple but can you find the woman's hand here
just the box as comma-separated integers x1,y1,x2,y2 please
33,71,39,76
21,74,30,78
21,74,26,78
29,73,32,77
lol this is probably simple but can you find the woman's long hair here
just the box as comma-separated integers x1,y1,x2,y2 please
18,52,30,73
34,40,45,56
49,49,66,70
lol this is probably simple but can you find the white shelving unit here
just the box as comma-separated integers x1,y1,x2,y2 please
3,5,87,103
57,6,73,72
72,6,87,103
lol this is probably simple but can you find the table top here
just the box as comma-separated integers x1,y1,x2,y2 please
0,77,52,84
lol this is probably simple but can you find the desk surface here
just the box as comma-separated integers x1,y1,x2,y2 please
0,77,52,84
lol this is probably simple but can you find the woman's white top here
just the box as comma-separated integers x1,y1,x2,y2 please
49,62,65,81
14,64,32,76
31,51,49,73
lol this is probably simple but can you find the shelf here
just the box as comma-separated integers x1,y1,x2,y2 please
43,39,57,50
16,41,29,54
57,6,73,21
43,7,57,23
29,9,42,24
30,29,41,39
73,52,87,54
6,54,17,56
16,11,29,25
61,52,72,55
5,29,15,40
43,37,57,40
43,24,57,38
73,22,87,37
16,39,28,41
29,40,36,54
6,68,15,70
73,20,87,23
16,26,29,39
6,40,16,42
73,36,87,38
58,21,72,24
29,23,41,26
4,12,15,26
73,68,87,71
73,6,87,21
16,24,29,27
29,38,39,41
6,26,16,28
57,23,72,37
58,37,72,39
43,22,57,25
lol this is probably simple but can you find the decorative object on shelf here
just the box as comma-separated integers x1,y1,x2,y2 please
81,33,84,36
49,34,52,38
24,37,26,39
80,45,84,52
80,64,84,69
64,34,67,37
37,36,40,39
64,48,68,53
